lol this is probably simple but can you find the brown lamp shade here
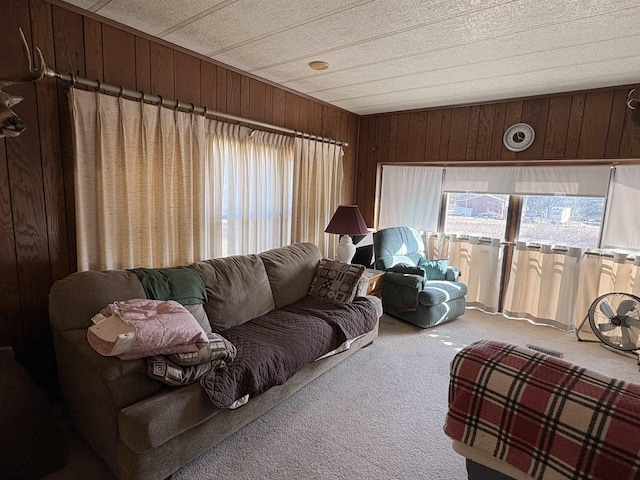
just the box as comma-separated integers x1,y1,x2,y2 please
325,205,369,235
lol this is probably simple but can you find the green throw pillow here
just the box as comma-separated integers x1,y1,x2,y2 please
418,258,448,280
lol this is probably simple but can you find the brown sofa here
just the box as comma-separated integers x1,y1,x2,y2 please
49,243,381,480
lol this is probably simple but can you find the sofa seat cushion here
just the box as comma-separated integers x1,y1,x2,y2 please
418,281,468,307
200,296,379,408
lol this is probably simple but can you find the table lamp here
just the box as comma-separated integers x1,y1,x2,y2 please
325,205,369,264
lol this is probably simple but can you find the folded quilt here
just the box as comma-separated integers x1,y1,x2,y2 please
444,340,640,480
131,266,207,305
200,296,378,408
147,332,237,386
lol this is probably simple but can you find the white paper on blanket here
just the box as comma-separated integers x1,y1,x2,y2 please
87,299,209,360
88,313,136,356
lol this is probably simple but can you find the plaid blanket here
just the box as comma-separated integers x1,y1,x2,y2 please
444,340,640,480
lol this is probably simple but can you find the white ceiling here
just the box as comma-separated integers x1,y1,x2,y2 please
64,0,640,115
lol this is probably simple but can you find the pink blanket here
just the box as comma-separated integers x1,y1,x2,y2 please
87,299,209,360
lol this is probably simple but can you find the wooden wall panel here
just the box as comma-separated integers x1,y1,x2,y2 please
4,1,53,389
175,52,201,107
135,37,150,92
577,91,613,158
0,135,21,349
489,103,506,159
465,105,480,160
448,107,469,161
476,104,495,159
200,61,217,112
407,111,427,161
425,110,441,160
501,101,523,160
543,96,571,159
226,70,241,116
83,17,103,81
272,87,285,127
565,94,585,158
357,87,640,222
517,98,549,160
102,25,135,88
31,0,70,284
0,0,359,395
150,42,174,100
215,65,228,114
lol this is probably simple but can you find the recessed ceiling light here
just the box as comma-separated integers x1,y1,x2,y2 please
309,61,329,71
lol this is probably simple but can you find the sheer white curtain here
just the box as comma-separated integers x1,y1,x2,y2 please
71,89,206,271
378,166,443,231
445,234,503,313
503,243,582,331
205,122,294,257
575,253,640,340
292,138,344,259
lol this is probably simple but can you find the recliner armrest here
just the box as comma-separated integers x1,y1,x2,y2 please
387,264,425,276
446,266,462,282
383,271,424,289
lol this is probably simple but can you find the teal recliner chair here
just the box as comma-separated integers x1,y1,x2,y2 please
373,226,467,328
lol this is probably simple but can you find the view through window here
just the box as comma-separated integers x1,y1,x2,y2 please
444,193,509,240
443,193,605,248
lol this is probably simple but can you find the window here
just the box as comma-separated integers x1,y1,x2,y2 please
443,193,509,240
518,195,605,248
443,193,605,248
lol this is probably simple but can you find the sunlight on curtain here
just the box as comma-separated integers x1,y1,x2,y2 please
205,122,294,257
71,89,206,271
425,232,448,259
445,234,503,313
503,242,582,331
292,138,344,259
575,253,640,341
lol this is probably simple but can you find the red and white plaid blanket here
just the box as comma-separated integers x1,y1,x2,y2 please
444,340,640,480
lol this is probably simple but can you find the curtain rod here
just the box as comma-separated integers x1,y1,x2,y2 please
44,70,348,147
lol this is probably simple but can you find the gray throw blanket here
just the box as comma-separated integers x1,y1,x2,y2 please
200,296,378,408
131,266,207,305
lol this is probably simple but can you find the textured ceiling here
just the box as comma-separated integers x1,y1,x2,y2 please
63,0,640,115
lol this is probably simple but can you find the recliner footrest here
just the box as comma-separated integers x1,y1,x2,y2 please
418,281,468,307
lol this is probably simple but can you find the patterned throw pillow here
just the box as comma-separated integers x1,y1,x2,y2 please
308,259,365,302
418,258,449,280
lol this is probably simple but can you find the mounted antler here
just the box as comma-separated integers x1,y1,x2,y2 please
0,28,47,138
627,89,640,127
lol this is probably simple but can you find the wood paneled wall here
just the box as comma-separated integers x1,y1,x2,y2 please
0,0,358,394
356,88,640,226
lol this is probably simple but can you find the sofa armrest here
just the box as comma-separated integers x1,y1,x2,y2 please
446,266,461,282
445,340,640,480
383,271,424,289
54,329,161,410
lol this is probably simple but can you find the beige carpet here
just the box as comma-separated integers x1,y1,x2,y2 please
43,309,640,480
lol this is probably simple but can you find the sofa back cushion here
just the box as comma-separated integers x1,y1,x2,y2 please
259,243,322,309
191,254,274,331
49,270,148,332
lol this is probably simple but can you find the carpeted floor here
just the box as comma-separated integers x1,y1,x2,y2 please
43,309,640,480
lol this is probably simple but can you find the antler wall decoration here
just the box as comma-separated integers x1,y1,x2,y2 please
0,28,46,138
627,89,640,127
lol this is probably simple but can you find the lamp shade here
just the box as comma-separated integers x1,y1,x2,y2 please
325,205,369,235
